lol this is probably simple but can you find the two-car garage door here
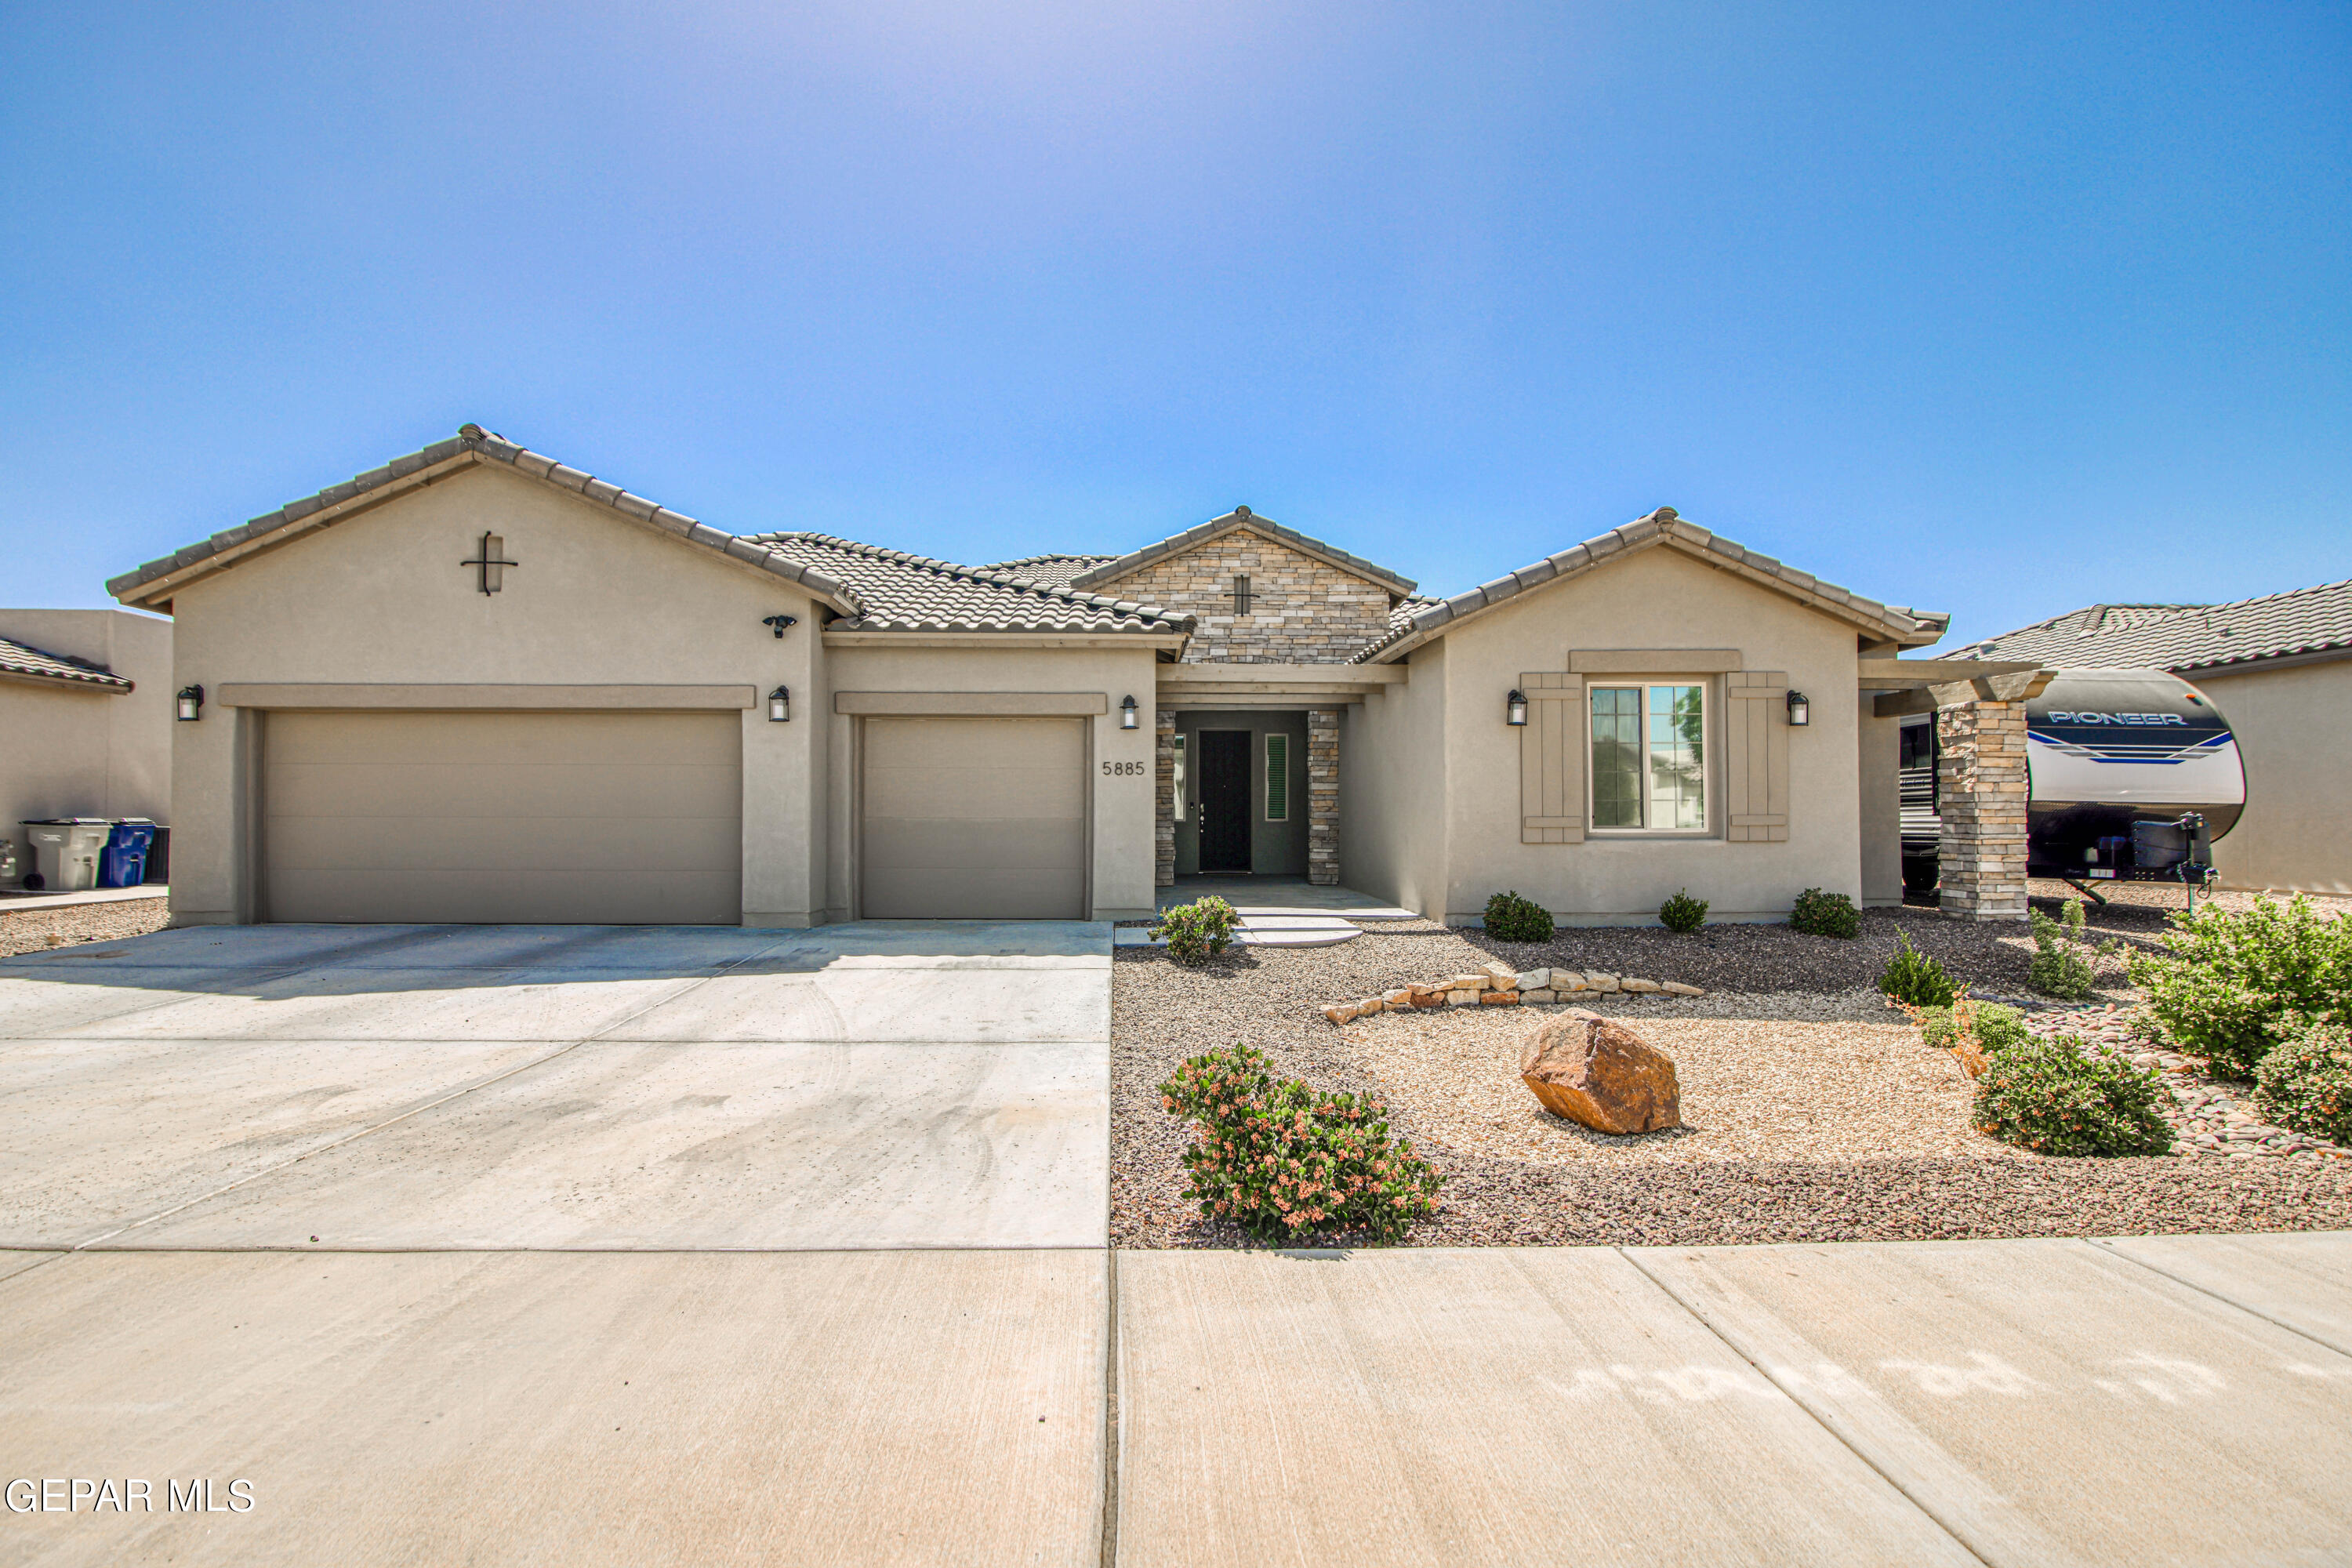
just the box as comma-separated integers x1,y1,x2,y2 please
262,710,742,924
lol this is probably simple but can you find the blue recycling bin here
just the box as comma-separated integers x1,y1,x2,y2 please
100,822,156,888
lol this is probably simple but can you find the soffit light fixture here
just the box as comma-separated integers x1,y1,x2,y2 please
768,686,791,722
1120,695,1139,730
1786,689,1810,727
1505,688,1528,726
176,684,204,722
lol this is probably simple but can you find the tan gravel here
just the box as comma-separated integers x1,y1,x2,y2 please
1354,1008,2012,1166
0,896,171,956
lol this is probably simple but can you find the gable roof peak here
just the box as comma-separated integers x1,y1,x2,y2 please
1069,507,1417,597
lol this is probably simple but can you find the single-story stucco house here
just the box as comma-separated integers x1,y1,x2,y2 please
1,609,174,884
1957,580,2352,896
108,425,2025,928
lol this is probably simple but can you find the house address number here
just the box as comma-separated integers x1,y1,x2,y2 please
1102,760,1147,776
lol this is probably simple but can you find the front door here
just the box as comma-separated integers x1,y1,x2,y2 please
1197,729,1251,873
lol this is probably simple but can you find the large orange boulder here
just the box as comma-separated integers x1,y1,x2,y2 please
1519,1010,1681,1134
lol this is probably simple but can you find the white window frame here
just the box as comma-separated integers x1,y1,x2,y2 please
1588,681,1710,835
1264,732,1289,821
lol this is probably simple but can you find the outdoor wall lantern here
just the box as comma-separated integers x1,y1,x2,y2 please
1786,689,1810,727
1119,695,1140,731
176,684,204,722
762,615,798,638
1505,688,1528,726
767,686,791,723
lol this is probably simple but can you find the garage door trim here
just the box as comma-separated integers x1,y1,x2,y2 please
220,683,756,710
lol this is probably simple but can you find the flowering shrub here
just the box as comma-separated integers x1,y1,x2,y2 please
1916,999,2030,1057
2253,1019,2352,1145
1160,1046,1442,1243
2028,898,2114,1001
1151,896,1240,966
1483,890,1554,943
1788,887,1860,939
1972,1037,2172,1156
2127,895,2352,1077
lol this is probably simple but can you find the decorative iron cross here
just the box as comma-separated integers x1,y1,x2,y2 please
460,532,517,594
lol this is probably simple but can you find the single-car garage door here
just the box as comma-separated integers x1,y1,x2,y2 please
262,710,742,924
861,716,1086,919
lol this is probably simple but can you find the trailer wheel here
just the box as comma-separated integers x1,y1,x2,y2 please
1901,856,1938,892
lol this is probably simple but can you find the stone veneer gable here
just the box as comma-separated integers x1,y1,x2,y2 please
1098,528,1399,665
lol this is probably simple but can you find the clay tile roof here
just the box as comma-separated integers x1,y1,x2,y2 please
107,426,862,615
1953,579,2352,676
0,635,134,692
1345,508,1950,663
978,554,1119,590
1068,509,1417,597
746,534,1192,636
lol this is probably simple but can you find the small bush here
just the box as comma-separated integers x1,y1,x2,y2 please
2127,894,2352,1077
2027,899,2107,1002
1789,887,1860,939
1483,890,1555,944
2253,1019,2352,1145
1919,1001,2030,1056
1879,932,1959,1007
1658,889,1709,934
1973,1038,2174,1156
1160,1047,1443,1243
1151,895,1239,967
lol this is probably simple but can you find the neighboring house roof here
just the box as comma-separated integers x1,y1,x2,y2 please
107,426,863,616
750,534,1192,637
1952,579,2352,677
1066,507,1418,597
980,554,1119,590
1349,508,1951,664
0,634,133,692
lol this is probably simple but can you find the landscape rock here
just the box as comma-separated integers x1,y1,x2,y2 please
1621,978,1662,994
1381,988,1414,1008
1481,989,1520,1006
1586,972,1622,994
1555,972,1590,992
1522,989,1558,1004
1514,968,1550,992
1519,1010,1682,1134
1356,997,1384,1014
1446,989,1479,1007
1320,1002,1360,1025
1662,982,1705,997
1479,960,1519,983
1450,974,1492,992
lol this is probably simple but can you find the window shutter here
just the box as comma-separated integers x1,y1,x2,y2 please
1723,670,1790,842
1519,672,1585,844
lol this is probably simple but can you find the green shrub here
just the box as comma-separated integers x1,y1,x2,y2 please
2127,895,2352,1077
1659,889,1709,934
1483,890,1555,944
2028,899,2105,1001
1150,895,1240,967
1789,887,1860,939
1919,1001,2030,1055
1973,1038,2174,1156
1879,932,1959,1007
1160,1047,1443,1243
2253,1020,2352,1145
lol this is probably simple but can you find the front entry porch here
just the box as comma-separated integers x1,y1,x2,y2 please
1152,874,1414,918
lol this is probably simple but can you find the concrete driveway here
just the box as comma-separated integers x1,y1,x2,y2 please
5,924,2351,1565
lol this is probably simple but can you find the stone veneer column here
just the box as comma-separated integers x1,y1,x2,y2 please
1154,708,1177,888
1307,708,1341,886
1936,700,2029,921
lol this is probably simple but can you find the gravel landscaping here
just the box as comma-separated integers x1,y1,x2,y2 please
1112,900,2352,1249
0,895,172,957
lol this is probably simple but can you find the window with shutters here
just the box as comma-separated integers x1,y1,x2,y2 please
1588,684,1706,832
1231,574,1253,616
1264,732,1288,820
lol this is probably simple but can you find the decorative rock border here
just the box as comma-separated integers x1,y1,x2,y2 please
1322,961,1704,1025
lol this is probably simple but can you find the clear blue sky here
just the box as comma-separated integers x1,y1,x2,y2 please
5,2,2345,645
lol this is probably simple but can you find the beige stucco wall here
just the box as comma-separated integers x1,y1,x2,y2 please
1857,699,1903,906
1356,546,1866,924
159,463,823,925
1093,528,1396,664
1339,639,1450,916
0,609,173,881
820,643,1164,920
2194,658,2352,895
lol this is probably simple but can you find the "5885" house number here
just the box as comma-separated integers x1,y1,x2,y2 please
1102,760,1147,776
